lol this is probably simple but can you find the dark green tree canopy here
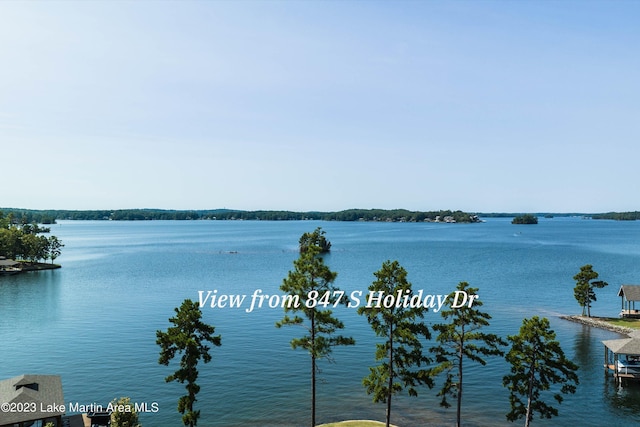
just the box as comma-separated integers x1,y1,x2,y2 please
299,227,331,253
156,299,221,427
430,282,506,427
573,264,608,317
503,316,579,427
277,229,354,427
512,214,538,224
0,212,63,265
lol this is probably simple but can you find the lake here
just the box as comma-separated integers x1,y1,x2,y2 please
1,218,640,426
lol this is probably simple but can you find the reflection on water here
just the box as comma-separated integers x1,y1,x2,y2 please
603,375,640,416
0,271,61,328
573,324,594,370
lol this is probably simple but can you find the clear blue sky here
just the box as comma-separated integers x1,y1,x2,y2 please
1,0,638,212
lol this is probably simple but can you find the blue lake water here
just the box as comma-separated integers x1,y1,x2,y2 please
2,218,640,426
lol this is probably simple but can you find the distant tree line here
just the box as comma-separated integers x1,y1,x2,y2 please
7,208,640,222
0,208,483,223
0,209,58,224
0,211,64,264
591,211,640,221
320,209,480,223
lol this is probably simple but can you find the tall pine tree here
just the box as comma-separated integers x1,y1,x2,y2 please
358,260,432,427
276,228,354,427
503,316,579,427
430,282,506,427
156,299,221,427
573,264,608,317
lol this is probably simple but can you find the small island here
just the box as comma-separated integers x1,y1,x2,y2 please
512,214,538,224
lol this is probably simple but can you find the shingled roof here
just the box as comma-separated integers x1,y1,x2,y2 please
603,337,640,355
0,374,64,425
0,258,19,267
618,285,640,301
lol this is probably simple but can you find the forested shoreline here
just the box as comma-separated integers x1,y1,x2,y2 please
2,208,640,224
0,208,481,223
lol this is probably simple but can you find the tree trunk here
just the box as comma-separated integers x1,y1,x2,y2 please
457,331,464,427
524,358,536,427
386,322,393,427
311,309,316,427
584,288,589,317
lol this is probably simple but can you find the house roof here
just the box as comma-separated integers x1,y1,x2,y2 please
0,374,64,425
0,258,18,267
603,337,640,355
618,285,640,301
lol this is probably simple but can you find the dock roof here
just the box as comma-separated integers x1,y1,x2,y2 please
618,285,640,301
603,336,640,355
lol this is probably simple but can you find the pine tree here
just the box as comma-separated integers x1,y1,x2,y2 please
503,316,579,427
276,229,354,427
156,299,221,426
573,264,608,317
430,282,506,427
358,260,432,427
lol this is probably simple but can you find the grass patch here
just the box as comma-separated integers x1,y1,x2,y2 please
318,421,397,427
600,317,640,329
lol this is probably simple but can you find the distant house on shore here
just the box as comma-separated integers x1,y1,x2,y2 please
618,285,640,318
0,257,22,275
0,374,64,427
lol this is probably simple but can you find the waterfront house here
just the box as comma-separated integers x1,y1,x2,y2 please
0,374,64,427
0,257,21,275
618,285,640,318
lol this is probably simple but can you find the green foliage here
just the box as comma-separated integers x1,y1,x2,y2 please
321,209,480,223
573,264,608,317
0,207,483,222
503,316,579,427
276,230,354,427
48,236,64,263
592,211,640,221
10,207,640,222
357,260,432,427
299,227,331,253
156,299,221,427
110,396,141,427
430,282,506,427
0,209,56,224
0,212,63,263
511,214,538,224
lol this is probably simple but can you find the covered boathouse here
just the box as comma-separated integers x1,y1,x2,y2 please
618,285,640,318
603,330,640,384
0,375,64,427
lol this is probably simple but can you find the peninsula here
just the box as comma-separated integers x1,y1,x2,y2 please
0,212,64,272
